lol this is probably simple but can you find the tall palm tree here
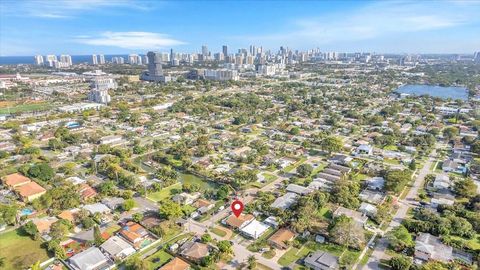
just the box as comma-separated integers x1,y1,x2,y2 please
247,255,257,270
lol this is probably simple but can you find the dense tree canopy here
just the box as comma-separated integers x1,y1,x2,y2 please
384,169,412,194
328,215,365,250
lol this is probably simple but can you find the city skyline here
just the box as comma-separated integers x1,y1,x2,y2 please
1,0,480,56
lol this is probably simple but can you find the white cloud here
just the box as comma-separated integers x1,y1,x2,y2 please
75,32,185,49
2,0,150,19
234,1,480,48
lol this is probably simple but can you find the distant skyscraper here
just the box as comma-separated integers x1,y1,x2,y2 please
325,51,337,60
141,51,171,83
112,57,124,64
34,55,44,66
142,55,149,65
92,54,98,65
222,45,228,58
99,54,106,64
202,45,208,55
235,54,244,65
214,53,224,61
202,45,209,58
250,45,256,56
475,52,480,63
170,49,175,65
246,55,254,65
128,54,141,65
45,55,57,67
60,55,72,66
147,52,163,76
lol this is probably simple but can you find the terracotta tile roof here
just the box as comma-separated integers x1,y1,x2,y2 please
3,173,31,188
33,217,57,234
58,210,76,222
268,228,296,249
159,257,190,270
101,232,111,240
226,214,254,229
120,222,146,243
79,183,97,200
15,181,46,199
120,230,140,243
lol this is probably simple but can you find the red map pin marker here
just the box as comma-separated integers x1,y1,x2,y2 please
231,200,244,217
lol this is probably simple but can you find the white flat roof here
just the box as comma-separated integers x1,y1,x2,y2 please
240,220,270,239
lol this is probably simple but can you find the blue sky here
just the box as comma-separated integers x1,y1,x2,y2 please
1,0,479,56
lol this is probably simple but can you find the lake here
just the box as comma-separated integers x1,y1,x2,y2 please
396,84,468,100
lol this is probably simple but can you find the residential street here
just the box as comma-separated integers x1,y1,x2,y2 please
363,147,438,270
181,168,290,270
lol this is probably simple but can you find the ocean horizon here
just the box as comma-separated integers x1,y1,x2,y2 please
0,55,133,65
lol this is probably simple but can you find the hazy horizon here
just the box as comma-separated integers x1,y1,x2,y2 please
1,0,480,56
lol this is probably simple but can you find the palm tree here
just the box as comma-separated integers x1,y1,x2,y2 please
247,255,257,270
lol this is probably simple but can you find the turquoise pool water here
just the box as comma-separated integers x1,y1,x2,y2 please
20,208,34,216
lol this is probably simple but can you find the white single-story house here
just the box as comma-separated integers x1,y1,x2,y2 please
100,236,136,260
359,202,377,218
239,220,270,239
270,192,298,210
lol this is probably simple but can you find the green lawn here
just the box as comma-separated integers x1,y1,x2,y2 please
311,162,328,176
306,241,344,256
278,245,311,266
0,102,52,114
263,173,278,183
262,249,276,259
0,229,50,269
181,204,197,216
278,241,360,268
384,158,400,165
178,173,219,191
104,224,121,236
352,173,369,181
210,227,227,237
161,225,183,243
317,206,332,219
284,157,307,172
248,173,278,188
165,233,193,245
147,182,182,202
146,249,173,269
383,145,398,151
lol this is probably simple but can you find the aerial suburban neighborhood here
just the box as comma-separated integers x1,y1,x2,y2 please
1,1,480,270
